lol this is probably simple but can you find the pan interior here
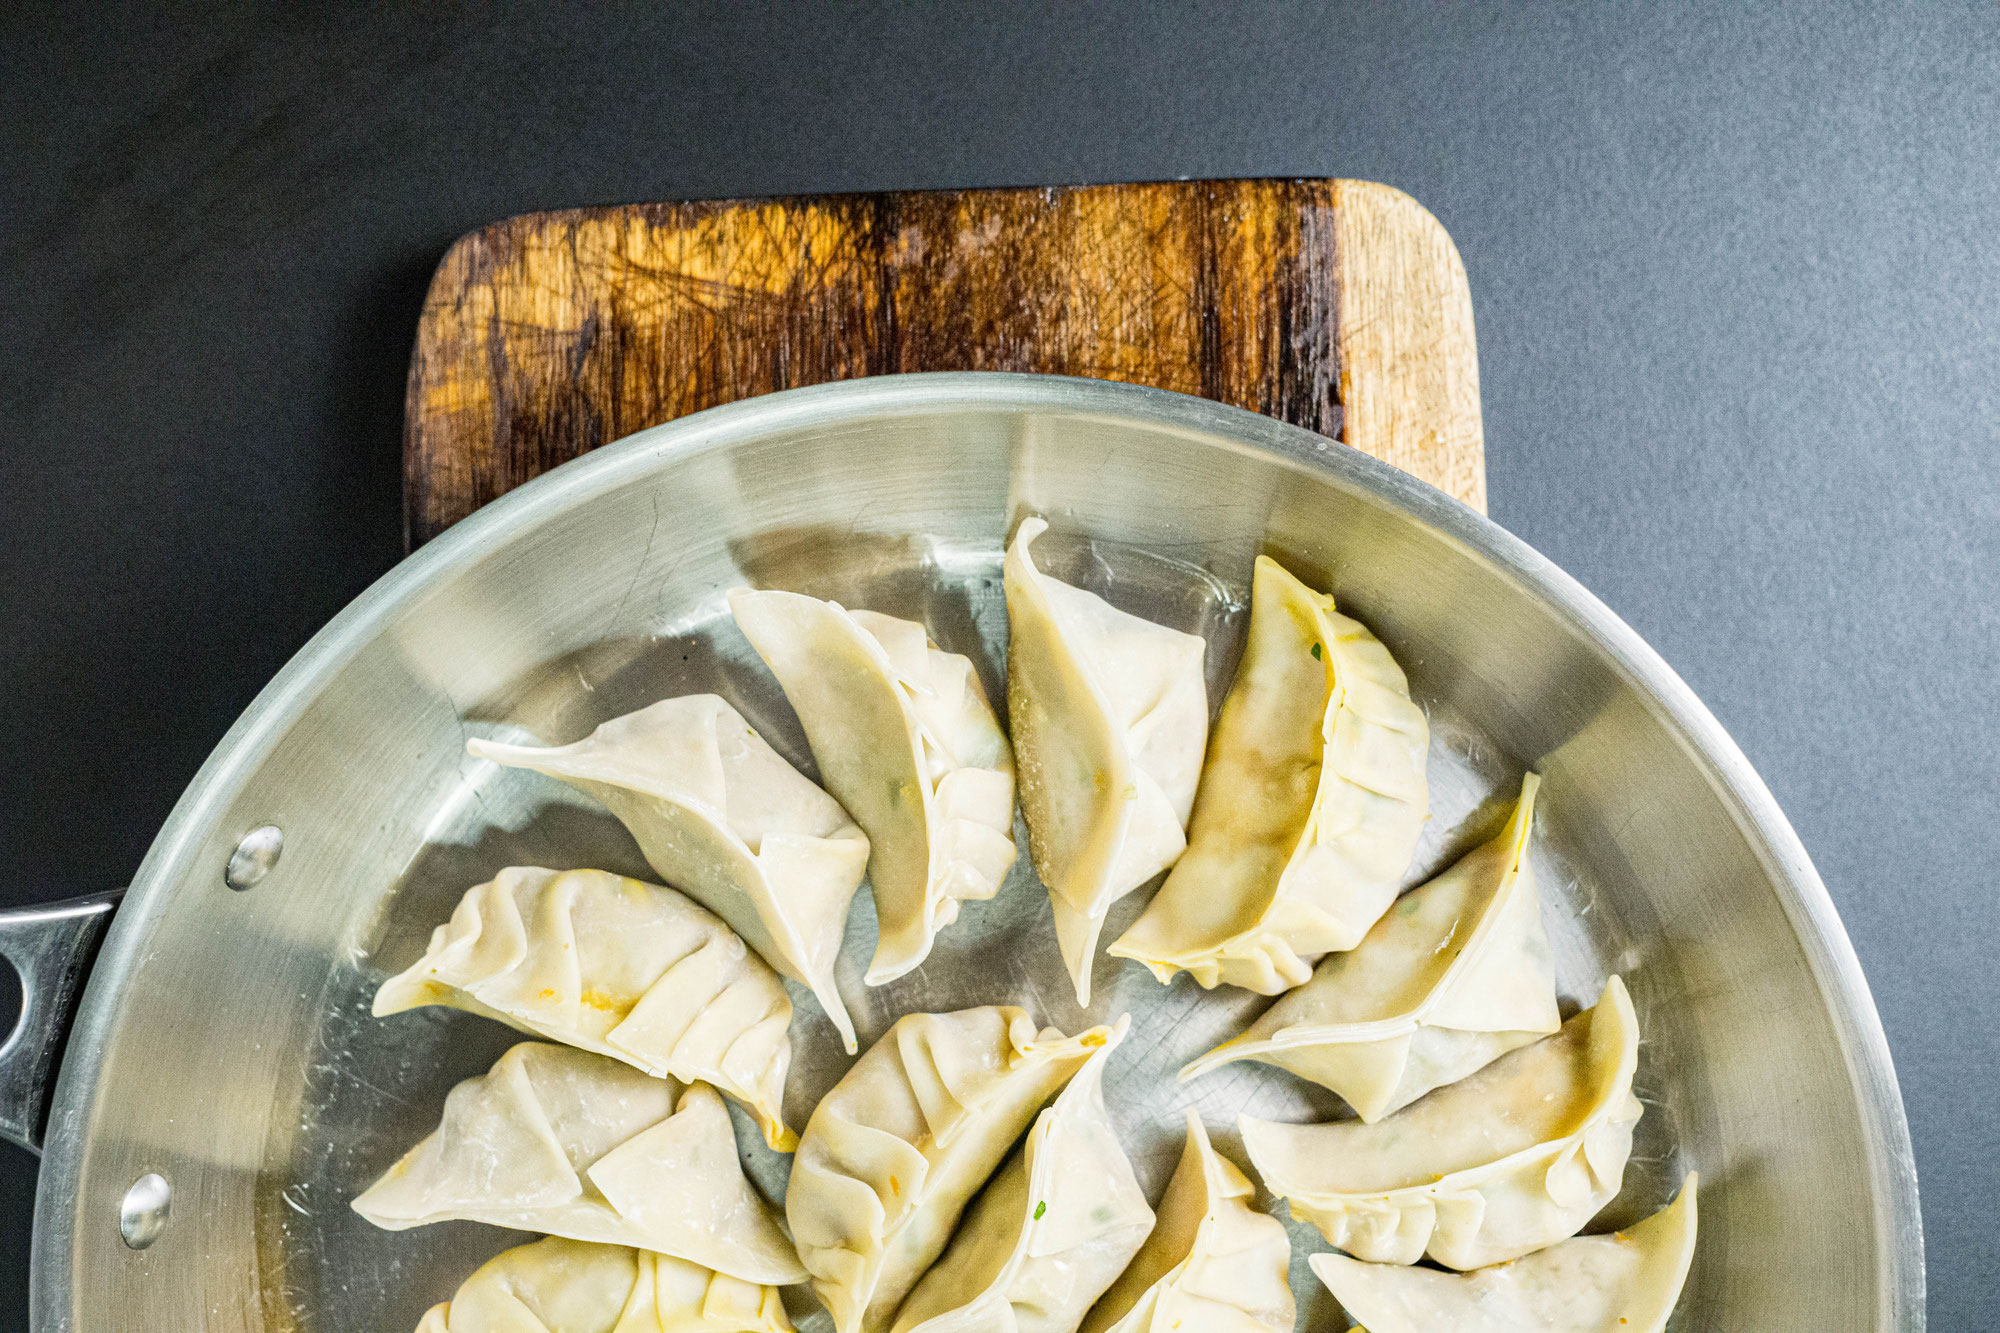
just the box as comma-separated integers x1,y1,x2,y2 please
40,382,1907,1332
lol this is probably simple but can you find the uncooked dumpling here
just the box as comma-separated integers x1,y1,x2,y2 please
1242,976,1642,1270
1111,557,1428,993
1081,1110,1293,1333
1004,517,1208,1005
354,1043,806,1285
411,1234,795,1333
375,866,797,1150
729,590,1018,985
1310,1174,1698,1333
1180,773,1557,1122
786,1006,1115,1333
467,695,871,1052
891,1015,1153,1333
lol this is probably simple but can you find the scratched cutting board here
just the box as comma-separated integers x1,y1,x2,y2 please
403,178,1484,546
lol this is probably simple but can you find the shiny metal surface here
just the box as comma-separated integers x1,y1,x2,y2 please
117,1173,171,1250
0,891,120,1153
27,374,1921,1330
224,825,285,892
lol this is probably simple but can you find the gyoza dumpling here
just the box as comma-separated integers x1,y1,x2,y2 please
375,866,797,1150
786,1007,1116,1333
1080,1111,1293,1333
1110,557,1428,992
412,1235,795,1333
354,1043,806,1285
466,695,871,1052
1241,976,1642,1270
891,1015,1153,1333
728,590,1017,985
1179,774,1557,1122
1309,1175,1698,1333
1004,518,1208,1005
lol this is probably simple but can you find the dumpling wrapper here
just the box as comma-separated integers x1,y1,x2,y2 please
1004,517,1208,1005
466,695,871,1052
374,866,797,1150
1310,1174,1697,1333
1111,557,1429,993
892,1015,1154,1333
1081,1110,1294,1333
412,1234,795,1333
1180,773,1558,1122
354,1043,806,1285
786,1006,1115,1333
728,590,1018,985
1242,975,1642,1270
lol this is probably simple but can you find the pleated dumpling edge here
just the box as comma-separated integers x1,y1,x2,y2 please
410,1234,797,1333
1110,554,1429,994
1242,973,1644,1271
890,1014,1154,1333
786,1005,1116,1333
1309,1173,1698,1333
373,865,798,1150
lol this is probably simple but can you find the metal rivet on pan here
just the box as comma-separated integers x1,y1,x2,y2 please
224,825,283,891
119,1173,171,1250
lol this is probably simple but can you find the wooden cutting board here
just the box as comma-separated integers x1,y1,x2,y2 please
403,178,1484,547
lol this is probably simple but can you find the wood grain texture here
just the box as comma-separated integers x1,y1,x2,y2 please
404,179,1484,546
1333,180,1487,513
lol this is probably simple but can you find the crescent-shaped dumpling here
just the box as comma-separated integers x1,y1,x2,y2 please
1242,975,1643,1270
468,695,871,1052
374,866,797,1150
1004,517,1208,1005
1111,556,1428,993
729,590,1018,986
1309,1174,1698,1333
1179,773,1558,1121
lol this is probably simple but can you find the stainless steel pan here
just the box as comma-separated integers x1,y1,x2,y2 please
0,374,1923,1329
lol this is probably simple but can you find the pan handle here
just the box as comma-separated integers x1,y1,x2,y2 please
0,891,122,1155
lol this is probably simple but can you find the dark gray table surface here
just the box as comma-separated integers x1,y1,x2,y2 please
3,2,1993,1325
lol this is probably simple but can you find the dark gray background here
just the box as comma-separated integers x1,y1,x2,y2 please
3,1,1993,1324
